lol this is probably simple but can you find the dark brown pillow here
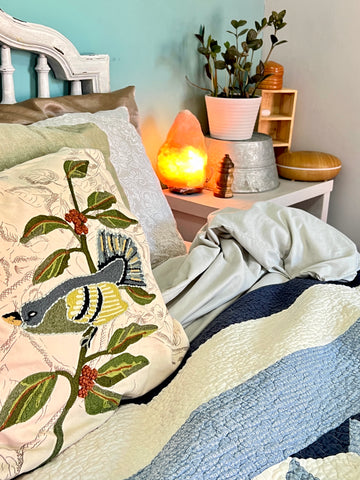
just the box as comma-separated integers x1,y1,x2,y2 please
0,86,140,132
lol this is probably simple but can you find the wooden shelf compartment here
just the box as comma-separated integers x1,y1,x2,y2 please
259,119,292,145
259,89,297,117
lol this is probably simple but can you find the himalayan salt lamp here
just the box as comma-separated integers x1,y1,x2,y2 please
157,110,208,194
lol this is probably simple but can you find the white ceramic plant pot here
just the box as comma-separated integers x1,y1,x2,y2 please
205,95,262,141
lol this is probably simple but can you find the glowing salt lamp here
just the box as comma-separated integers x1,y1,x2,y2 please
157,110,207,194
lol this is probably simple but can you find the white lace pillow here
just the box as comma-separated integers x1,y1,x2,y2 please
35,107,187,267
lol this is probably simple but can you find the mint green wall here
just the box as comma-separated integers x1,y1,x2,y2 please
1,1,264,162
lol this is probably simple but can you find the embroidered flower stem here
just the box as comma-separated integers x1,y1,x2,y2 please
43,326,118,464
45,343,88,464
65,173,96,273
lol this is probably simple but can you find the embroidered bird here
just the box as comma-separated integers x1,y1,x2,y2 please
2,232,146,338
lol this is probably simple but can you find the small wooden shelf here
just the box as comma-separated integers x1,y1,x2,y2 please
272,139,290,147
261,114,293,121
257,89,297,158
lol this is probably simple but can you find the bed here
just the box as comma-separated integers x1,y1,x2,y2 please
0,10,360,480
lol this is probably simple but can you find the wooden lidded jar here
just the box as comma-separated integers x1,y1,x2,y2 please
258,61,284,90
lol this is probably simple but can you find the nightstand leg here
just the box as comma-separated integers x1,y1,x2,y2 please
291,192,330,222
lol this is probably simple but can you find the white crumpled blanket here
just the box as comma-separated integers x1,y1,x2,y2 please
153,202,360,340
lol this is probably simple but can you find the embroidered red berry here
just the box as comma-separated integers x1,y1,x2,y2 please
78,365,99,398
65,209,88,235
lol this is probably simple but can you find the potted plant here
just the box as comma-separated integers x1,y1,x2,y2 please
187,10,287,140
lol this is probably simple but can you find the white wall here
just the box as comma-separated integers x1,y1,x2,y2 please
265,0,360,247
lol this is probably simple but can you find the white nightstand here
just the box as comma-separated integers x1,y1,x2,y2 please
164,179,334,241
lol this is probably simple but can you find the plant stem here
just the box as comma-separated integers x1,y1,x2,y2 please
66,176,80,212
85,349,109,363
80,235,96,274
185,76,212,94
213,60,218,97
264,45,274,64
43,346,88,466
65,175,96,274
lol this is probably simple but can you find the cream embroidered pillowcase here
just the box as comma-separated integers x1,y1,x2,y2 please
0,147,188,479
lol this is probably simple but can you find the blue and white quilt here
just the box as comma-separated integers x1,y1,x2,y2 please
18,203,360,479
23,273,360,480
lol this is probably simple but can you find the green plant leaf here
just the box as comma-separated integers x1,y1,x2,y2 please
246,28,257,43
231,19,246,29
197,46,210,56
195,25,205,43
96,352,149,388
95,210,138,229
250,73,264,84
247,39,263,51
107,323,158,355
32,249,71,284
64,160,89,179
195,33,203,43
274,40,287,46
84,385,122,415
0,372,57,431
205,63,211,80
125,286,156,306
210,41,221,55
271,34,278,45
214,60,226,70
20,215,72,244
85,191,116,212
238,28,248,37
256,60,265,75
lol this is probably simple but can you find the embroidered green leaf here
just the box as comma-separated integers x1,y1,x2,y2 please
95,209,138,229
96,352,149,388
85,191,116,212
107,323,158,355
20,215,72,244
32,249,71,284
64,160,89,179
84,385,122,415
0,372,57,431
125,286,156,305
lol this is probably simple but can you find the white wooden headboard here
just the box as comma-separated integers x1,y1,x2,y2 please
0,9,110,104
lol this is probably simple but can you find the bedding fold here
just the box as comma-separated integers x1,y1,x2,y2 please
153,202,360,333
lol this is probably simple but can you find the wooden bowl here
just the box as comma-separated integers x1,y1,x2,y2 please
276,151,342,181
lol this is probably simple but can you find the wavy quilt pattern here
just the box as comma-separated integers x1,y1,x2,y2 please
18,275,360,480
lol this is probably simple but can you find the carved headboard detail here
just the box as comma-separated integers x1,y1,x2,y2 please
0,9,110,103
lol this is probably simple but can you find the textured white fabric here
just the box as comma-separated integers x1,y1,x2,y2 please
35,107,187,267
153,202,360,337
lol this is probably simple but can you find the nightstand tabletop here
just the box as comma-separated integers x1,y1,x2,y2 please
164,179,334,242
